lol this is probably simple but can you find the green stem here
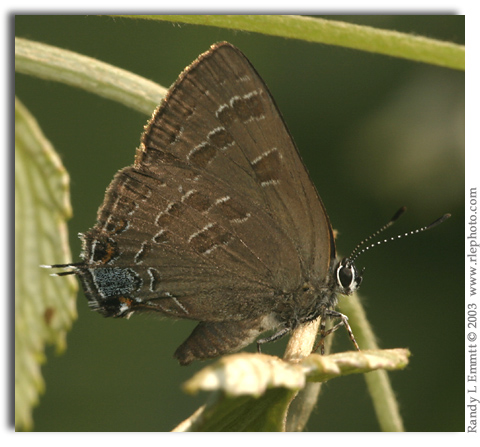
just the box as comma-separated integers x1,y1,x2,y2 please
115,15,464,71
15,37,167,116
338,294,405,431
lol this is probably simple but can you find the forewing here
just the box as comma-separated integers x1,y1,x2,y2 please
138,42,334,286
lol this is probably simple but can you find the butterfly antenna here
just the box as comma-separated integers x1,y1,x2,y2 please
349,208,450,263
348,206,407,261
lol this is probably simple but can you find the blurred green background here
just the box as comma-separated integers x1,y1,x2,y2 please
15,15,464,432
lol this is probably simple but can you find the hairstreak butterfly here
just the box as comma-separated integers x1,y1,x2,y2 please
44,42,450,365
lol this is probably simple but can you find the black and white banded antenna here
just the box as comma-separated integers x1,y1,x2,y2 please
348,207,451,264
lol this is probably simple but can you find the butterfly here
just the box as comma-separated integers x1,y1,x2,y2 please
45,42,449,365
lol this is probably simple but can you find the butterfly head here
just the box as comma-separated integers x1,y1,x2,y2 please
334,258,363,295
332,207,451,297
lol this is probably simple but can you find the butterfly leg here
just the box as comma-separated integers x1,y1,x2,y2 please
324,309,360,351
314,309,360,354
256,326,291,353
318,309,327,355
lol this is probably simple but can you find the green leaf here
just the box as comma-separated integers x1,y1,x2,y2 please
179,353,299,431
183,353,306,397
177,349,409,431
303,348,410,382
15,97,78,430
174,388,296,432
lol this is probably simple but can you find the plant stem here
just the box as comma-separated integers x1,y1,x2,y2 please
116,15,464,70
15,37,167,116
338,293,405,431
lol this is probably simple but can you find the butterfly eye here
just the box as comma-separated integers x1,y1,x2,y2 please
338,265,353,289
336,259,361,294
